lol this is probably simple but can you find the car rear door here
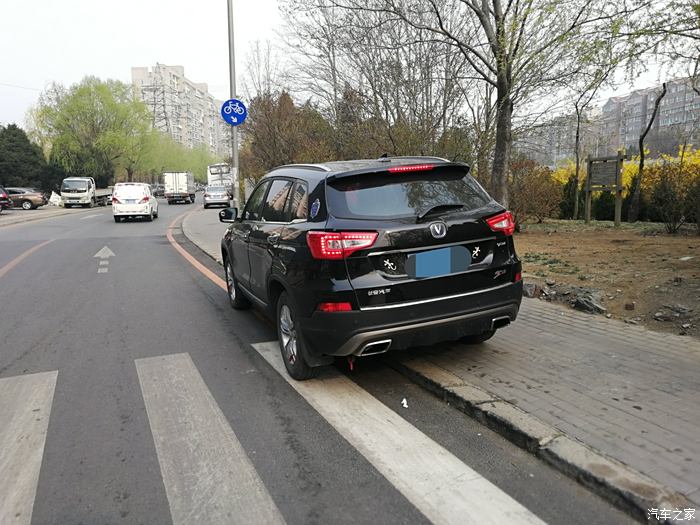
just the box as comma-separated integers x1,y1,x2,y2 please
248,178,294,301
324,164,516,310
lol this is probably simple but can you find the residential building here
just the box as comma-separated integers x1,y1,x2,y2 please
131,64,230,158
515,77,700,167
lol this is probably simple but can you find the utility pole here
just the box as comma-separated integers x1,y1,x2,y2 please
227,0,241,208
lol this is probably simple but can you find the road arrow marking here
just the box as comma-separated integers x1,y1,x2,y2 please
93,246,115,259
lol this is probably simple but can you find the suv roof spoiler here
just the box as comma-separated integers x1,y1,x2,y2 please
326,161,470,182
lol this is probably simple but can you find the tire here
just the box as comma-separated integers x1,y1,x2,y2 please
154,210,158,219
459,330,496,345
277,291,319,381
64,204,71,209
203,204,209,209
89,199,95,208
168,200,174,205
145,212,153,222
21,200,33,210
224,258,251,310
114,216,121,223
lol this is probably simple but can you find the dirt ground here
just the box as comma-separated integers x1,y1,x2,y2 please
515,220,700,340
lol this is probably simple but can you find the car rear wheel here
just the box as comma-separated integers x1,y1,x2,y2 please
21,200,33,210
225,259,250,310
145,212,153,222
114,216,120,223
277,292,319,381
459,330,496,345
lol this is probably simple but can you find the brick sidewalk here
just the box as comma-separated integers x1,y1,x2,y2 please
394,298,700,505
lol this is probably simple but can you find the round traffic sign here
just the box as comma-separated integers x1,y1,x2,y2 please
221,98,248,126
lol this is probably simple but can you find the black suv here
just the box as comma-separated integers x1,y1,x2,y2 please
219,157,522,380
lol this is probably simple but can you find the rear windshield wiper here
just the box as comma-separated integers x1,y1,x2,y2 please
417,204,465,222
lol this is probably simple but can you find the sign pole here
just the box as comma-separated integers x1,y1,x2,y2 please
227,0,241,209
614,150,623,228
585,156,592,224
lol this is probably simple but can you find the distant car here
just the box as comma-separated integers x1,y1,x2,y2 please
0,186,12,212
112,182,158,222
219,156,522,380
151,184,165,197
5,187,48,210
203,186,231,208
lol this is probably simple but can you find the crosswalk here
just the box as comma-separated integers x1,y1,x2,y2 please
0,345,546,525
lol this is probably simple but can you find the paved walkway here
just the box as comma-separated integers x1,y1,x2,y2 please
402,299,700,505
182,207,700,511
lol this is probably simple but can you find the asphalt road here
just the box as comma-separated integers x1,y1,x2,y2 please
0,200,637,525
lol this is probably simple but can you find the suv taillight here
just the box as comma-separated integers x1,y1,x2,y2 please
306,231,378,260
486,211,515,236
139,196,150,203
112,196,121,204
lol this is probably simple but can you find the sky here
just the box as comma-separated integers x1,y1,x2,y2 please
0,0,282,127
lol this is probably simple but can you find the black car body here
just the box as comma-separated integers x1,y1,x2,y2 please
220,157,522,380
0,186,12,211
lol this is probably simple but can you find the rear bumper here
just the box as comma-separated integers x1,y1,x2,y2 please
300,281,522,357
113,204,151,216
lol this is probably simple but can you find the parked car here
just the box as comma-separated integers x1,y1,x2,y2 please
219,156,522,380
5,187,48,210
112,182,158,222
0,186,12,212
203,186,231,208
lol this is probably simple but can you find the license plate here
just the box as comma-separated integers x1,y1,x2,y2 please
406,246,471,278
125,199,138,204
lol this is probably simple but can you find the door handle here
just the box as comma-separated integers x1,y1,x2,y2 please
268,233,280,245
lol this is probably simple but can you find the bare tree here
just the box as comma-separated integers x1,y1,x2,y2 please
628,82,667,223
313,0,650,206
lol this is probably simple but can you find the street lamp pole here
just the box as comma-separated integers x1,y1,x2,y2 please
226,0,241,208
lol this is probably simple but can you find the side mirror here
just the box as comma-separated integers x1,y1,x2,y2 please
219,207,238,223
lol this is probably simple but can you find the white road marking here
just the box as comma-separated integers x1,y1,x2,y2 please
253,342,545,525
93,246,115,259
0,371,58,525
97,268,108,273
135,353,285,525
79,214,101,220
99,261,109,266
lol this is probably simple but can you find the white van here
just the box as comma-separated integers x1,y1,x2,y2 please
112,183,159,223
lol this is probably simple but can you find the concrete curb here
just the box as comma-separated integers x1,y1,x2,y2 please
385,357,694,525
178,216,693,524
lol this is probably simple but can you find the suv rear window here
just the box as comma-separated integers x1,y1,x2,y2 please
326,166,491,220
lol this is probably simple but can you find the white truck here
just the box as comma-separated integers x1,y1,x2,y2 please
60,177,112,208
164,172,196,204
206,163,233,187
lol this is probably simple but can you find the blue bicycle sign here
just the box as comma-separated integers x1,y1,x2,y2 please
221,98,247,126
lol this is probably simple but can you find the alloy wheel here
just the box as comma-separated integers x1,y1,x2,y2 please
279,305,298,365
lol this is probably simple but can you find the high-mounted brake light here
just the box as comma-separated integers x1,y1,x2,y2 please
317,302,353,312
388,164,436,173
486,211,515,236
306,231,378,260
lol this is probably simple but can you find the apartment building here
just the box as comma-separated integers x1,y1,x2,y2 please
131,64,230,158
515,77,700,167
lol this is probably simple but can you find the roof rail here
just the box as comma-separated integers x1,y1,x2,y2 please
375,155,449,163
269,164,332,173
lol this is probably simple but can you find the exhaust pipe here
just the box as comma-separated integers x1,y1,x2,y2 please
357,339,392,356
491,316,511,330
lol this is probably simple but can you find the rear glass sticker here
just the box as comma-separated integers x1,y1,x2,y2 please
310,198,320,219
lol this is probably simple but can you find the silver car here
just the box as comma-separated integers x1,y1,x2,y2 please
203,186,231,208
